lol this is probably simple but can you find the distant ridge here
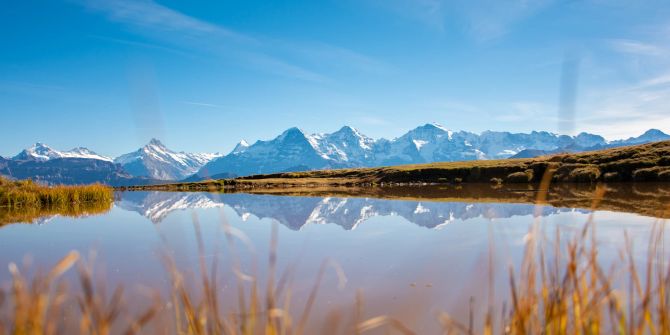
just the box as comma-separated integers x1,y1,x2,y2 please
14,142,112,162
114,138,222,180
124,139,670,191
2,126,669,185
3,139,222,186
194,125,670,180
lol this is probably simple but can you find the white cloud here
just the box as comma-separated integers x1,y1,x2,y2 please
584,24,670,138
574,77,670,139
369,0,554,41
81,0,249,41
289,42,392,74
459,0,554,42
609,39,666,56
181,101,227,109
80,0,386,83
637,73,670,88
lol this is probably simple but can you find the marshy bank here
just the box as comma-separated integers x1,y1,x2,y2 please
0,177,113,224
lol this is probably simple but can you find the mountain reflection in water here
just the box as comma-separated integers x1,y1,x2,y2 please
116,183,670,229
117,191,589,229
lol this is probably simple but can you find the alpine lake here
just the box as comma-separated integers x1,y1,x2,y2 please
0,183,668,333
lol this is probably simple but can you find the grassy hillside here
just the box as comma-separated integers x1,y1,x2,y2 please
120,140,670,191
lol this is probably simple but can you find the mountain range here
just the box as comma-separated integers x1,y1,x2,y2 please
1,125,668,185
1,140,219,186
113,138,222,180
195,125,669,179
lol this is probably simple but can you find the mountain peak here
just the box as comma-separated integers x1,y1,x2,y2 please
13,142,112,162
13,142,58,161
29,142,55,152
337,125,356,133
116,139,219,180
282,127,303,134
574,132,603,138
147,138,164,146
278,127,307,141
642,129,668,137
616,128,670,144
410,123,449,133
425,123,449,131
403,123,451,142
231,140,250,154
332,125,366,138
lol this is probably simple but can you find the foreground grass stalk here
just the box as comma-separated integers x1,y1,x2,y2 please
0,195,668,334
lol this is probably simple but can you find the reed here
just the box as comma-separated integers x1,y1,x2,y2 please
436,185,670,335
0,176,113,209
0,176,113,224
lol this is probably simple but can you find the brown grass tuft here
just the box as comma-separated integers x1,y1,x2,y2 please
0,176,113,225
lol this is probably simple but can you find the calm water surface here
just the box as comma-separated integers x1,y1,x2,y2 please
0,185,668,332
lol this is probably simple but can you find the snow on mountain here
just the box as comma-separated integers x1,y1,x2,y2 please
313,126,375,163
114,138,221,180
62,147,113,161
230,140,250,154
196,128,339,178
573,132,607,148
13,142,113,162
8,127,670,184
375,123,469,164
196,126,670,178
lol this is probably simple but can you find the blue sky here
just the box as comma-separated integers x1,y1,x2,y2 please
2,0,670,157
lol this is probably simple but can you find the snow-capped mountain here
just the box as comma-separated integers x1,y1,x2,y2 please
3,126,669,185
196,125,670,178
375,124,485,164
115,138,222,180
311,126,376,164
3,142,149,185
230,140,250,154
196,127,343,178
13,142,112,162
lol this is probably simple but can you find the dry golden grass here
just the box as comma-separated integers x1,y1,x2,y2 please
0,176,113,209
0,176,113,225
437,175,670,335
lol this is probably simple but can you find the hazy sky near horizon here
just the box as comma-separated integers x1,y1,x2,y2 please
2,0,670,157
